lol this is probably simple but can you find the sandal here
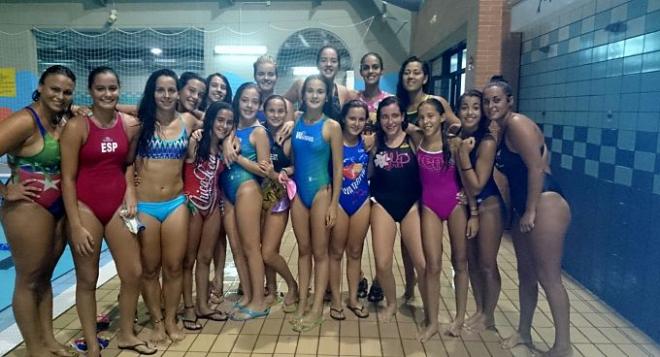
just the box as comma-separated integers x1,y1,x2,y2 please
368,280,384,303
329,307,345,321
347,304,370,319
357,277,369,299
96,313,110,331
230,306,270,321
292,316,324,332
282,300,298,313
118,342,157,355
197,310,228,322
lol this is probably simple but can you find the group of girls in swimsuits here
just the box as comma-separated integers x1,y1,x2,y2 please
0,43,572,357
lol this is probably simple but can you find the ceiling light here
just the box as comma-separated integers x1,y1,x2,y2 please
150,48,163,56
292,66,319,76
214,45,268,55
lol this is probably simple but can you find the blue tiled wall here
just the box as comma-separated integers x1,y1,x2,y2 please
518,0,660,342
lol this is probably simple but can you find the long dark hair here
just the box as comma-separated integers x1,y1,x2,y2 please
338,99,368,132
32,65,77,124
200,73,233,110
375,96,405,147
232,82,261,126
196,101,233,164
417,97,452,168
396,56,430,112
137,69,178,156
87,66,119,89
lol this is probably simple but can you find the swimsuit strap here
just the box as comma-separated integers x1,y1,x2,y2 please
24,106,47,137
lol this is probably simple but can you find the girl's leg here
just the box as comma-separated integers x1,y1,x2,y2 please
345,202,371,309
42,218,70,356
223,199,251,307
138,213,168,344
304,188,332,322
290,196,312,318
329,207,349,318
529,194,571,356
2,204,64,357
234,182,266,312
399,204,427,322
69,205,104,356
195,208,222,316
445,205,469,337
183,212,203,326
417,206,443,343
104,211,149,349
261,209,298,306
466,235,484,326
401,241,416,300
370,203,397,321
468,197,503,332
211,225,227,303
160,204,190,341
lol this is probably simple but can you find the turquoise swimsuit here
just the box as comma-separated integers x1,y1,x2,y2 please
136,117,189,222
291,116,331,208
220,125,259,204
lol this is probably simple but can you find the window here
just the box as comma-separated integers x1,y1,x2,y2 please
430,42,467,108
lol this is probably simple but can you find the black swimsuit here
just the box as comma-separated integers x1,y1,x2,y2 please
370,136,421,222
495,135,563,215
470,135,501,204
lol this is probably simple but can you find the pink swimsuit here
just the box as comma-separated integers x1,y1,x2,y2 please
417,147,460,220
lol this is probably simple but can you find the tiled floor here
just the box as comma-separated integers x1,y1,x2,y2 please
5,224,660,356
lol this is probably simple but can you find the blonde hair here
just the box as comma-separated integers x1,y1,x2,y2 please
253,55,278,77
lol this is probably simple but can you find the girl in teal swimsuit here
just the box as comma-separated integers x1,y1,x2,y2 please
280,75,343,331
134,69,200,344
0,65,76,357
219,82,271,320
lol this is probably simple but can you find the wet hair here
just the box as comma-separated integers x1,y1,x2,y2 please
360,52,384,69
136,68,178,157
178,71,205,91
263,94,288,113
338,99,369,131
418,97,452,168
253,55,278,78
87,66,119,89
32,65,76,102
457,89,491,142
375,96,405,147
231,82,261,125
200,72,233,110
395,56,431,112
196,101,233,164
316,45,341,68
485,74,513,97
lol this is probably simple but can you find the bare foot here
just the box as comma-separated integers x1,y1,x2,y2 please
149,321,171,345
443,319,464,337
465,313,495,333
165,320,185,342
379,303,397,322
465,311,483,326
284,286,298,306
417,322,440,342
264,293,277,306
501,331,533,349
540,346,573,357
44,339,75,357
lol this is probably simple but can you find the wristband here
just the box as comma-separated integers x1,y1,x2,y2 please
461,166,473,172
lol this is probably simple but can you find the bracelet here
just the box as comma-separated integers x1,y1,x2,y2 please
470,210,479,217
461,166,473,171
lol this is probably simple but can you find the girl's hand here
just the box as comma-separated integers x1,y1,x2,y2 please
362,131,376,152
325,202,337,228
466,215,479,239
448,136,462,154
191,128,203,141
460,137,476,154
71,225,95,257
223,136,240,167
277,170,289,185
3,180,41,202
122,192,137,218
276,121,294,145
258,160,275,177
519,210,536,233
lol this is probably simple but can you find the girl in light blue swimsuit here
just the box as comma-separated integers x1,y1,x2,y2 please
281,74,343,331
219,82,271,321
134,69,199,344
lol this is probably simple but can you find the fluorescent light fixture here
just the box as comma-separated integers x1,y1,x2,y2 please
214,45,267,55
292,66,319,76
150,47,163,56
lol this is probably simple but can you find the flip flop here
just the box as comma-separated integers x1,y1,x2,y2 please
70,336,110,353
282,300,298,313
292,316,324,332
230,306,270,321
347,304,370,319
118,342,157,355
96,314,110,331
197,310,228,322
181,315,203,330
329,307,346,321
